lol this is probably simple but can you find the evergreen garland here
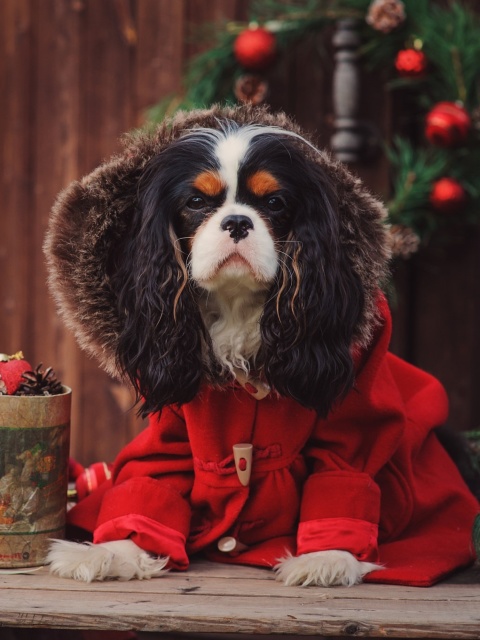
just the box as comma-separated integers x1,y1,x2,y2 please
149,0,480,256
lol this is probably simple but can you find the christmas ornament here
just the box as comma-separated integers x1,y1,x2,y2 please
15,363,63,396
69,457,85,481
75,461,113,500
395,49,427,77
430,177,467,214
366,0,406,34
234,74,268,105
233,26,277,71
425,102,471,147
0,352,32,395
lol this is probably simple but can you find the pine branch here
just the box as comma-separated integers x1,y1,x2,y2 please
387,137,450,238
404,2,480,107
144,0,480,252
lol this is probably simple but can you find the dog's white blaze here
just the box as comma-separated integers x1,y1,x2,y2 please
212,125,308,200
182,124,320,199
215,135,250,202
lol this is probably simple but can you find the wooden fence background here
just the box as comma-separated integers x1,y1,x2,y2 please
1,0,479,466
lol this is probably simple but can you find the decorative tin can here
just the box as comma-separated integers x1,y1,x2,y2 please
0,387,71,567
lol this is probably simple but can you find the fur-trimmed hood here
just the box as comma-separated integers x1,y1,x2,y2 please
44,104,390,382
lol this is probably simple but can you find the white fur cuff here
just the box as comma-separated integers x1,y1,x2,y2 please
47,538,169,582
275,550,382,587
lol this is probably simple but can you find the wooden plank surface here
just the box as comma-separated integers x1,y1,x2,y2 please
0,561,479,638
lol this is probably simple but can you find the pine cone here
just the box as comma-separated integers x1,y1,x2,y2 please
15,363,64,396
366,0,406,33
388,224,420,258
234,75,268,106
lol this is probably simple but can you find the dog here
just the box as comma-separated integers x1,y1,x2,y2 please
44,105,478,586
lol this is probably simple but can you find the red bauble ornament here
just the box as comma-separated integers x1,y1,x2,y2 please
430,177,467,214
233,27,277,71
425,102,471,147
0,353,32,395
75,461,114,500
395,49,427,77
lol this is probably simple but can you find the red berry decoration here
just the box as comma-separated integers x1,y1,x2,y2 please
0,353,32,395
430,177,467,214
395,49,427,77
425,102,471,147
233,27,277,71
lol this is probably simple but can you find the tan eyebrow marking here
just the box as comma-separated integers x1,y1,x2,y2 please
192,171,226,197
247,170,281,197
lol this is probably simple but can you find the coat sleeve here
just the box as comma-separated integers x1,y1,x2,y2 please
297,295,410,562
93,406,193,570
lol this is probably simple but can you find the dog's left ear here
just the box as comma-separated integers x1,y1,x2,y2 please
261,151,389,417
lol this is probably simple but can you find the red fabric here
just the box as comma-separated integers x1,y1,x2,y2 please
69,457,85,481
68,294,479,586
298,518,379,561
94,514,189,570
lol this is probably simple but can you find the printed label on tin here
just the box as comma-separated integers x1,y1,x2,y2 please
0,423,69,535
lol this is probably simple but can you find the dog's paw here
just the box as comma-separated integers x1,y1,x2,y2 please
274,550,382,587
47,539,169,582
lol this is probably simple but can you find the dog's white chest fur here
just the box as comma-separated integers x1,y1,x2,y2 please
199,282,266,375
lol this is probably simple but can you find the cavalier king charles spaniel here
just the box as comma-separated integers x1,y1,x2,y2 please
44,106,478,587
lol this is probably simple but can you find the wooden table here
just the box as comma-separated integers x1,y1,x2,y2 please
0,560,479,638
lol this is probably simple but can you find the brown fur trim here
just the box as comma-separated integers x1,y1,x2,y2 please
44,104,390,377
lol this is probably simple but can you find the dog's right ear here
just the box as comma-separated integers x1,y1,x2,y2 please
44,142,210,416
109,155,208,415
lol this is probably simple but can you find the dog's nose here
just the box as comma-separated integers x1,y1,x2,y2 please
220,214,254,243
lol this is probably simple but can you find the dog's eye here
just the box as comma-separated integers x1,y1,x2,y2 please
265,196,286,213
186,196,207,211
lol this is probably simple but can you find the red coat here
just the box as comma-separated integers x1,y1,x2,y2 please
69,297,479,586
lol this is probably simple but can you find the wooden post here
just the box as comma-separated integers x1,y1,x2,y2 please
331,18,364,163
